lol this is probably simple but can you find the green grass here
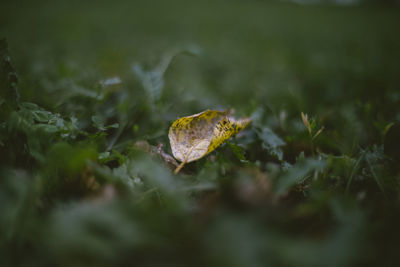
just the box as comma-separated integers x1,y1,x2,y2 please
1,0,400,266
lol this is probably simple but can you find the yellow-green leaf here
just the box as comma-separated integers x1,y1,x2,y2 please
168,109,251,173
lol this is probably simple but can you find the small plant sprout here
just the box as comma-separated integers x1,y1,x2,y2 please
301,112,324,156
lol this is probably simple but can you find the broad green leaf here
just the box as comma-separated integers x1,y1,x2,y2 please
133,46,201,102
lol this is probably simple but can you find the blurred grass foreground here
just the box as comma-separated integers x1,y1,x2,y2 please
1,0,400,266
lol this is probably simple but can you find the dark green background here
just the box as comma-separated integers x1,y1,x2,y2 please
1,0,400,266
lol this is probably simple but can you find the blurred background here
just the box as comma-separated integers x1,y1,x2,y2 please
1,0,400,266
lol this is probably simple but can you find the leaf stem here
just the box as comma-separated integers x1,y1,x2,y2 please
174,161,186,174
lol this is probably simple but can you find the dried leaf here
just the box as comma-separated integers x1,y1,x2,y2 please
169,109,251,173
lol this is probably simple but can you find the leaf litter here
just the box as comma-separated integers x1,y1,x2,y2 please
168,109,251,173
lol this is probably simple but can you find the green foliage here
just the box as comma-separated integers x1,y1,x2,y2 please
1,0,400,266
227,141,247,162
256,126,286,161
275,156,326,195
0,38,20,119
